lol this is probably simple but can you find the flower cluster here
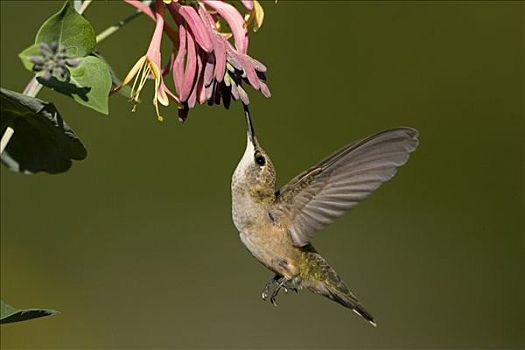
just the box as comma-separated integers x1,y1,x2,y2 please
120,0,269,122
30,42,80,81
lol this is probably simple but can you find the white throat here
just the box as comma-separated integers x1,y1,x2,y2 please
231,134,259,232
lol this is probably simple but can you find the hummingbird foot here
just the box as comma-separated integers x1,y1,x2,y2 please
262,275,300,305
261,274,281,301
270,278,290,307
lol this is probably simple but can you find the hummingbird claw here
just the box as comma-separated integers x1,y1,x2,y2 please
270,296,278,307
261,274,296,306
268,277,290,306
261,274,280,301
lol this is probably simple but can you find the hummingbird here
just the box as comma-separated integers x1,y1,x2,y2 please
231,107,419,327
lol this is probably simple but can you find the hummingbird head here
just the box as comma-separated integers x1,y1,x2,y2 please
232,107,276,204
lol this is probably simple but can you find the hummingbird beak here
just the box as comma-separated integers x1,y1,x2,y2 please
243,104,256,147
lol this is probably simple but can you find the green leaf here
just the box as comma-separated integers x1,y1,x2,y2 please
91,52,133,100
0,87,87,174
18,44,41,72
35,1,96,58
1,300,58,325
38,56,112,114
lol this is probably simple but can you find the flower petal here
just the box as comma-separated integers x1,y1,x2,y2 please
180,29,197,102
188,51,203,108
198,81,207,105
212,38,227,82
127,0,179,45
173,25,187,95
157,82,170,106
252,0,264,32
237,85,250,105
148,50,162,81
197,6,227,82
146,3,165,59
206,81,215,101
240,57,260,89
124,0,155,21
230,82,240,100
225,50,243,71
177,4,213,53
203,55,215,87
241,0,254,11
122,55,147,86
259,81,271,98
246,55,267,73
161,79,179,102
202,0,248,54
226,46,260,90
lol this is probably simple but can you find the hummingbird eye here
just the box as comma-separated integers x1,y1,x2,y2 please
254,151,266,166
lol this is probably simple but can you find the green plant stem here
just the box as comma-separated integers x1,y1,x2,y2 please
22,77,42,98
78,0,93,14
0,127,15,154
96,10,142,43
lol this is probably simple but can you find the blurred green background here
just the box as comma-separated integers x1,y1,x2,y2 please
1,1,523,348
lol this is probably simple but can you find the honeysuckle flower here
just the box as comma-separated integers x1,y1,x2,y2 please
120,0,172,121
202,0,248,54
170,1,269,121
121,0,270,121
124,0,179,44
241,0,253,10
30,42,80,81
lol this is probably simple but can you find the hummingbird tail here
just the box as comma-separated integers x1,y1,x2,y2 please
325,284,377,327
301,251,376,327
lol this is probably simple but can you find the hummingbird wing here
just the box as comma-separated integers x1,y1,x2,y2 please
274,128,419,247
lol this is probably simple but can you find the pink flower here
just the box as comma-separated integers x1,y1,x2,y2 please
121,0,270,122
201,0,248,54
120,1,174,121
